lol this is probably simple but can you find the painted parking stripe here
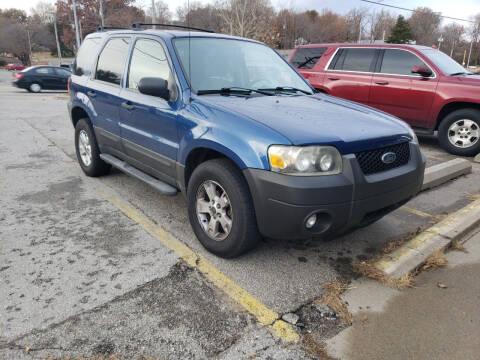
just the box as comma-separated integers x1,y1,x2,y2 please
400,206,434,218
104,193,299,343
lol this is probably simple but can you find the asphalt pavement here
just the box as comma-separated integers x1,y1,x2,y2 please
1,68,479,359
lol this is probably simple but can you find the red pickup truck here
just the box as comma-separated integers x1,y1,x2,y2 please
289,44,480,156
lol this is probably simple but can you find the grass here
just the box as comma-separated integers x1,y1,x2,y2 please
301,334,338,360
450,239,468,253
354,261,414,289
314,281,353,325
418,250,448,272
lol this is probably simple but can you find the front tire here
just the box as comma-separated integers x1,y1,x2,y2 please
74,118,111,177
187,158,261,258
438,109,480,156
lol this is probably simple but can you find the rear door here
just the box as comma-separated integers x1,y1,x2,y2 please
290,47,327,87
118,37,179,184
87,36,131,155
53,67,71,90
369,49,438,128
324,48,378,105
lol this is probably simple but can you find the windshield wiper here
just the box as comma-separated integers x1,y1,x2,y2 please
450,72,473,76
259,86,313,95
197,87,273,96
296,56,320,69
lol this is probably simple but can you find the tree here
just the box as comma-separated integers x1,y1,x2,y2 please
176,3,223,32
369,9,395,42
441,23,464,58
387,15,414,44
0,9,31,64
216,0,275,45
408,7,441,46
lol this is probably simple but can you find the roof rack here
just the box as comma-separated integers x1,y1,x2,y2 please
131,23,214,33
97,26,129,32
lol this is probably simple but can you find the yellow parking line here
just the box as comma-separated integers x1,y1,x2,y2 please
104,193,299,343
400,206,433,218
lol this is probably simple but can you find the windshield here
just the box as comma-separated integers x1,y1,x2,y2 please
174,38,312,94
420,49,467,75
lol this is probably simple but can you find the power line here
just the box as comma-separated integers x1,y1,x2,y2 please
359,0,476,24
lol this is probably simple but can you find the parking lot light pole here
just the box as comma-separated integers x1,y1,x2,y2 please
72,0,81,50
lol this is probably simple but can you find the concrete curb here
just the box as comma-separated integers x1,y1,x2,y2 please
421,158,472,191
376,199,480,278
474,153,480,163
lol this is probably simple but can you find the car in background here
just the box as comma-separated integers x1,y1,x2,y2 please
5,63,26,71
289,44,480,156
12,65,71,93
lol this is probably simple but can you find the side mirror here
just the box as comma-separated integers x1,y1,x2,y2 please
412,65,432,77
138,77,170,100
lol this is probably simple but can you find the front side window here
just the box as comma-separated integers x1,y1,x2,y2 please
74,37,102,76
128,39,170,89
55,68,71,77
380,49,429,76
95,37,131,85
35,67,53,74
291,47,327,69
174,38,312,94
329,48,376,72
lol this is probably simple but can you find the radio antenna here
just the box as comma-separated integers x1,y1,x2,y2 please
188,0,192,102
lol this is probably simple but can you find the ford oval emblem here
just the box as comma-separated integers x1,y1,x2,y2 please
381,152,397,164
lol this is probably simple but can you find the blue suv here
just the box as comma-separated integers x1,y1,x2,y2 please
68,25,425,258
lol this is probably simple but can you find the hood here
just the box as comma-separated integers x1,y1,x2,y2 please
455,74,480,85
198,93,412,154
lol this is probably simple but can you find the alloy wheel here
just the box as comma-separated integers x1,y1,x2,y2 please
448,119,479,148
78,130,92,166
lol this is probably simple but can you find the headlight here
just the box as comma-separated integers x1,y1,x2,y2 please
408,126,418,144
268,145,342,175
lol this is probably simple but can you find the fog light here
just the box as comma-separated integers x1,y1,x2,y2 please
305,214,317,229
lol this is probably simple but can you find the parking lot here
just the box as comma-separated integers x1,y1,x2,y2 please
1,68,479,359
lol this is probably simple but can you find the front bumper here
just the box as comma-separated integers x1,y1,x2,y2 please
243,142,425,240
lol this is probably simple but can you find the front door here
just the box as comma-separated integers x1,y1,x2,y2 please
369,49,438,128
119,37,179,184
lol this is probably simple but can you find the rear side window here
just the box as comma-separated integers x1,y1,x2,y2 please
380,49,429,76
329,48,376,72
291,47,327,69
95,37,131,85
73,37,102,76
55,68,71,77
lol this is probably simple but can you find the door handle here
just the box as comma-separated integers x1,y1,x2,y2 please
121,101,135,111
375,81,389,85
87,90,96,98
328,77,340,81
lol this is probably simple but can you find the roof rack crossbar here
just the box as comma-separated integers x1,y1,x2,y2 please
97,26,129,31
131,23,214,33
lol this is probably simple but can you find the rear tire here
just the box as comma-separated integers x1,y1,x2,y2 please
438,109,480,156
74,118,111,177
29,82,42,93
187,158,261,258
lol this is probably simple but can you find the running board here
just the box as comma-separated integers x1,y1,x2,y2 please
100,154,177,196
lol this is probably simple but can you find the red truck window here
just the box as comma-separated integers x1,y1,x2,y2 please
291,47,327,69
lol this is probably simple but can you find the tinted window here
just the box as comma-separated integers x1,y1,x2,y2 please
35,67,53,74
128,39,171,90
55,68,71,77
95,37,131,85
291,47,327,69
329,48,376,72
380,49,428,76
74,37,102,76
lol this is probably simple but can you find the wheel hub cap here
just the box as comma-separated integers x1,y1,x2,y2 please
448,119,479,148
196,180,233,241
78,130,92,166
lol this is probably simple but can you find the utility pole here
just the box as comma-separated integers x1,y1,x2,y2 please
358,20,362,43
26,27,33,65
53,13,62,65
99,0,105,28
72,0,81,50
151,0,156,29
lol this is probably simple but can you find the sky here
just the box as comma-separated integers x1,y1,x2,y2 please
1,0,478,26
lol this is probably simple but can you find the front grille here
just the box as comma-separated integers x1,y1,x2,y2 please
355,142,410,175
